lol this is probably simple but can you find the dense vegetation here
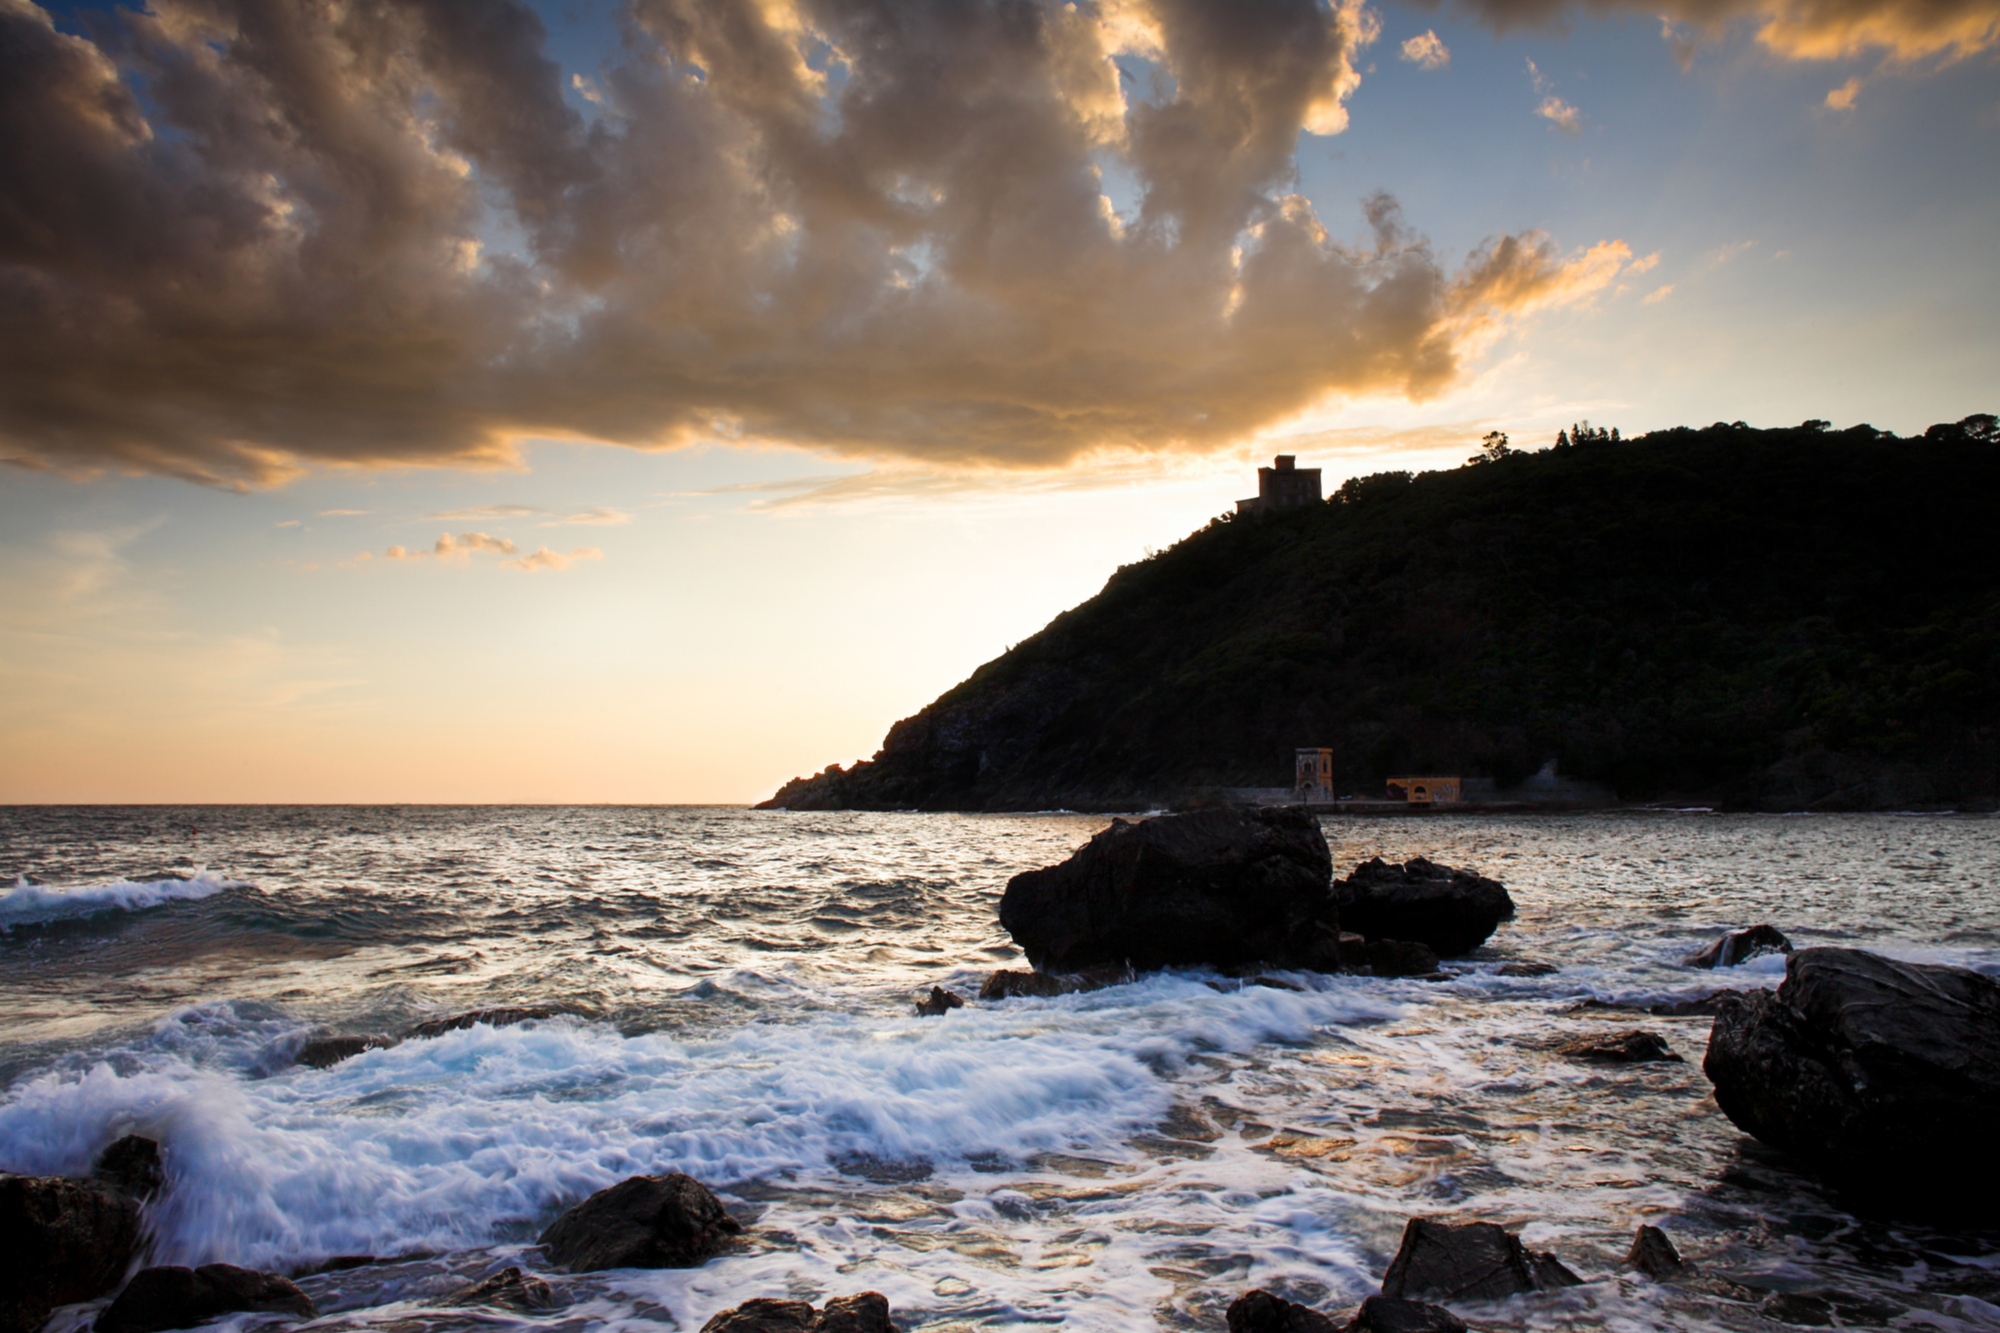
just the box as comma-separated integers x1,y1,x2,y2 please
765,418,2000,811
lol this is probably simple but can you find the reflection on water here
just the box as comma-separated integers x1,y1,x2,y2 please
2,807,1997,1331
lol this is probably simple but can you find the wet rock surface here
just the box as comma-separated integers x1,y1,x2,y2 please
97,1264,316,1333
92,1135,164,1201
1342,1296,1471,1333
977,963,1135,1000
1226,1289,1339,1333
1364,940,1443,978
1556,1030,1683,1063
914,986,963,1016
298,1007,564,1068
700,1292,896,1333
539,1172,743,1271
998,807,1339,972
1379,1217,1582,1303
1703,947,2000,1211
1333,858,1514,957
0,1172,142,1333
1625,1225,1686,1280
1685,924,1792,969
441,1265,557,1311
406,1006,558,1039
297,1034,396,1069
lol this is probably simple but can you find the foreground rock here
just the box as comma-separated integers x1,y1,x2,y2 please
443,1266,558,1311
700,1292,895,1333
97,1265,315,1333
1227,1291,1467,1333
1703,947,2000,1211
1379,1218,1581,1302
540,1173,743,1271
406,1006,557,1039
1624,1225,1685,1281
1555,1030,1682,1063
0,1172,142,1333
1685,924,1791,969
998,807,1339,973
92,1136,165,1200
1333,859,1514,957
300,1007,565,1068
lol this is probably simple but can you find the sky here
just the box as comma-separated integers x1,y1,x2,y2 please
1,0,1995,804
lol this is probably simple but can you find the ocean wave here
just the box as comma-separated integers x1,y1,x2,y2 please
0,871,238,929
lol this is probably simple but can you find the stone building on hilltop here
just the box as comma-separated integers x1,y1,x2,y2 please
1237,455,1322,514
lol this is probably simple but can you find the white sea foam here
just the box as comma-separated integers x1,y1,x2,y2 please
0,974,1401,1276
0,870,236,929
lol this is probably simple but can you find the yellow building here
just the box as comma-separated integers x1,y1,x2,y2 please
1387,776,1462,805
1295,748,1333,802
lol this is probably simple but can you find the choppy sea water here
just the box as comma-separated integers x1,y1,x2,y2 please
2,807,1997,1333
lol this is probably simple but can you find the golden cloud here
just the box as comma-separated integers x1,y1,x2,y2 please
1452,0,2000,62
1,0,1647,486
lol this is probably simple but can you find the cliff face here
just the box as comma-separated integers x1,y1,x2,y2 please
762,419,2000,812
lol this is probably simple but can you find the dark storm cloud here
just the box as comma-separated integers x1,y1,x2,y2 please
0,0,1632,486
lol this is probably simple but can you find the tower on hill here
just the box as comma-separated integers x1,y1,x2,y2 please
1236,455,1322,514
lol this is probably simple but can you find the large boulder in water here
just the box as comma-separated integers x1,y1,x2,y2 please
97,1265,316,1333
997,807,1339,972
1333,859,1514,957
1685,924,1791,969
1378,1218,1581,1302
0,1173,142,1333
700,1293,896,1333
539,1173,742,1272
1702,947,2000,1212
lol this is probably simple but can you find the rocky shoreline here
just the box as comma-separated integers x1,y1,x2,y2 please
5,808,1996,1332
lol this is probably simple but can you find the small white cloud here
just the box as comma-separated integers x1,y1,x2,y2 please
1825,77,1864,110
505,546,602,572
1628,251,1661,274
428,504,545,521
274,519,301,528
1643,284,1675,304
556,507,630,526
318,509,370,517
1400,31,1450,70
1538,95,1582,133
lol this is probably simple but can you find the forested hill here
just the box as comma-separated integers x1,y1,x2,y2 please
763,418,2000,812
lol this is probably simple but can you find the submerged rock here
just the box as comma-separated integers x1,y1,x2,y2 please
93,1135,165,1201
1342,1296,1471,1333
1498,961,1558,977
1365,940,1442,978
1225,1289,1339,1333
1703,947,2000,1211
997,807,1339,973
1685,924,1792,969
1333,858,1514,957
406,1006,557,1039
700,1292,896,1333
0,1172,142,1333
914,987,964,1017
539,1172,743,1271
1556,1030,1682,1063
97,1264,316,1333
297,1034,396,1069
443,1266,557,1311
978,962,1135,1000
1624,1225,1685,1281
1379,1218,1582,1303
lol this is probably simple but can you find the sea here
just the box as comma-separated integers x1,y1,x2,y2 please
2,807,1997,1333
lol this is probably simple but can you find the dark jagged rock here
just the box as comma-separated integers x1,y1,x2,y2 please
1685,924,1792,969
1703,947,2000,1211
443,1266,557,1311
539,1173,743,1272
1333,859,1514,957
1624,1225,1685,1280
997,807,1339,973
97,1264,315,1333
1366,940,1442,978
1498,961,1557,977
978,962,1135,1000
915,987,964,1017
1342,1296,1470,1333
297,1034,396,1069
93,1136,164,1200
407,1007,557,1039
1572,991,1743,1018
701,1292,895,1333
1226,1289,1339,1333
1379,1218,1582,1303
1556,1030,1682,1063
0,1172,142,1333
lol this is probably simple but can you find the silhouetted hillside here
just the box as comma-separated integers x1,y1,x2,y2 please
763,418,2000,812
